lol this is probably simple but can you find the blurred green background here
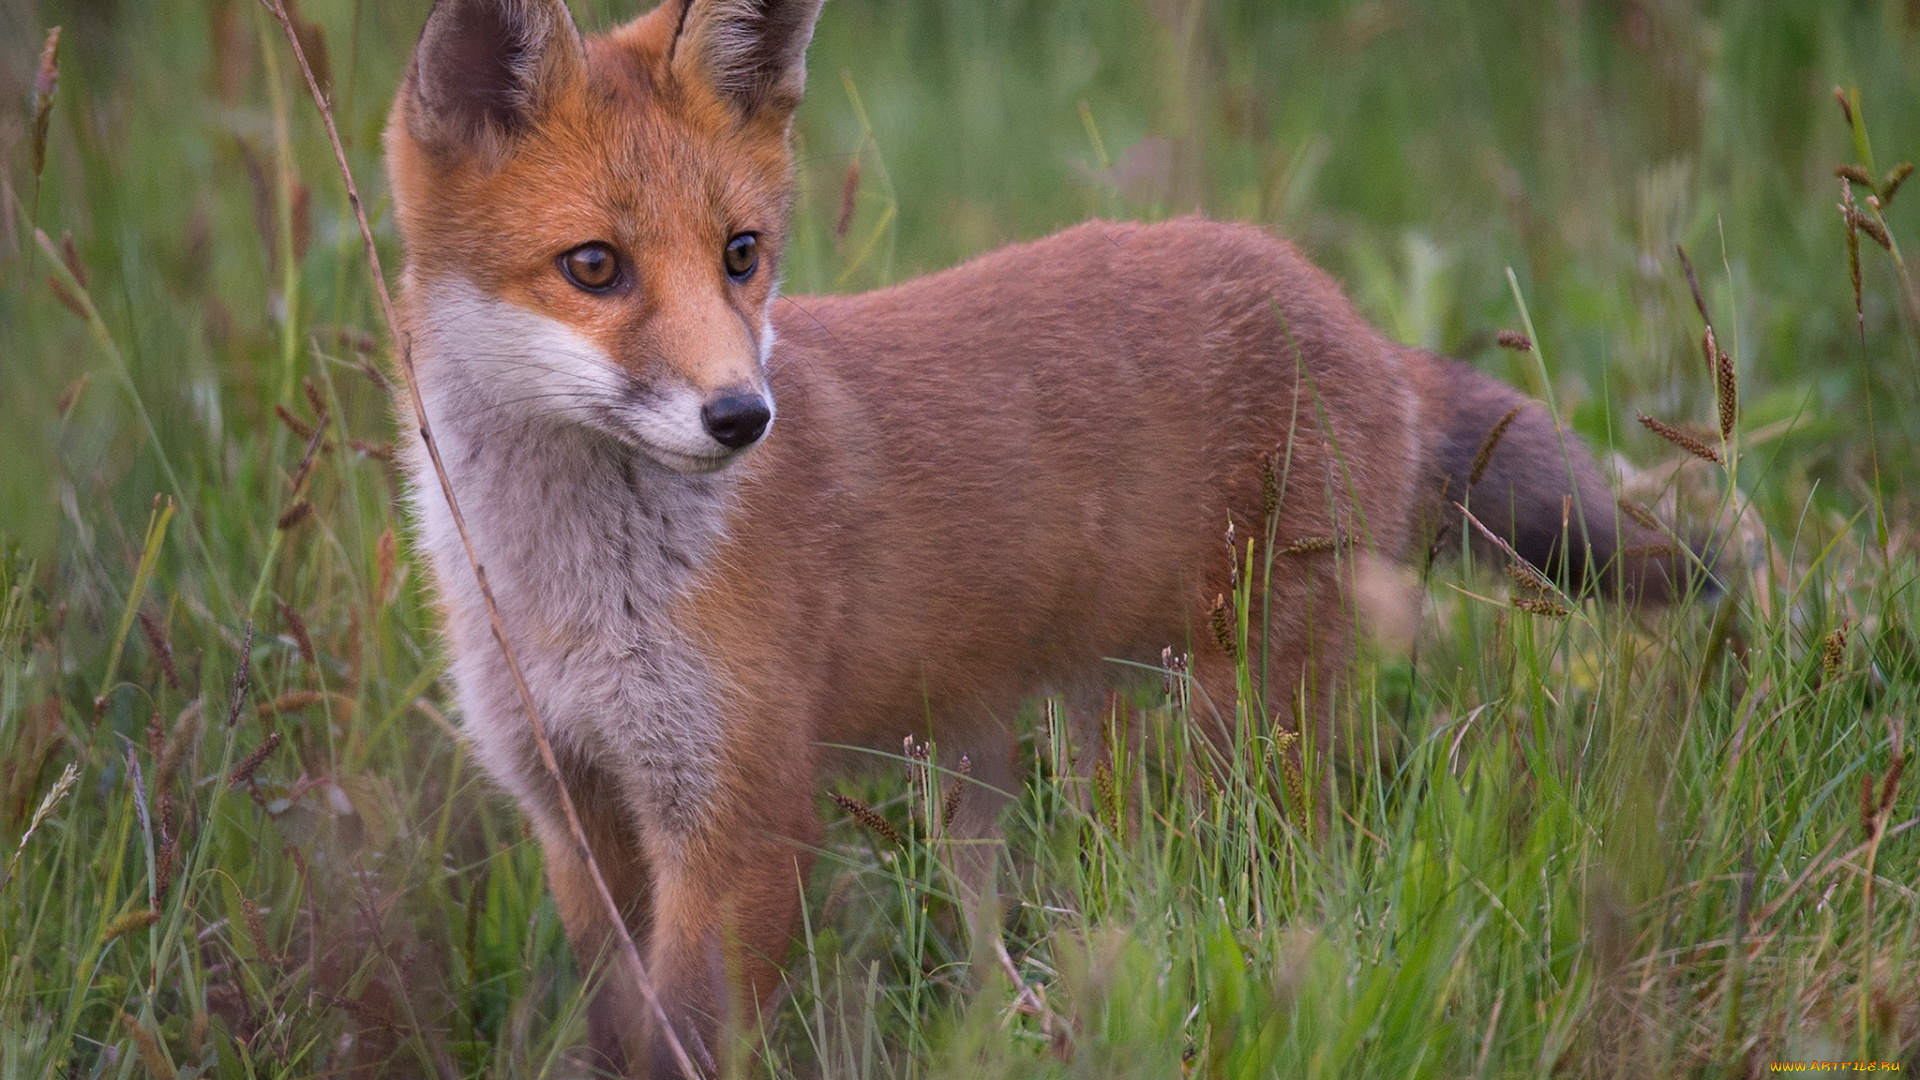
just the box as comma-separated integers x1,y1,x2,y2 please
2,1,1918,1076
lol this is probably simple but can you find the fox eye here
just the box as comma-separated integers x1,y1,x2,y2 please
724,233,759,282
559,243,622,292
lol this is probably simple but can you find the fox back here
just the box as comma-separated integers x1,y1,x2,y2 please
385,0,1693,1072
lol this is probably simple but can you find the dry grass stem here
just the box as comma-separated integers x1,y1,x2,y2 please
836,159,861,242
1677,244,1712,328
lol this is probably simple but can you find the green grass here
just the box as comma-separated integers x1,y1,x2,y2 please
3,0,1919,1076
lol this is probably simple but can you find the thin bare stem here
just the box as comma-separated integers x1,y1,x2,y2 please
255,4,698,1074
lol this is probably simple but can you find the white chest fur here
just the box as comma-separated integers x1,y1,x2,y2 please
399,279,734,839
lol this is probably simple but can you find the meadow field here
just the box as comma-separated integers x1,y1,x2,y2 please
2,0,1919,1075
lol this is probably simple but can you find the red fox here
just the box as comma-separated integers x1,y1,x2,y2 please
385,0,1696,1072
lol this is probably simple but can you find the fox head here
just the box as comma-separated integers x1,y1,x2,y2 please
386,0,824,473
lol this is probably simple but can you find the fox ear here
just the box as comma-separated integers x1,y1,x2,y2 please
669,0,825,124
405,0,584,155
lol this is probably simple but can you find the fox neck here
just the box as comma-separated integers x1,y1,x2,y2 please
400,279,737,835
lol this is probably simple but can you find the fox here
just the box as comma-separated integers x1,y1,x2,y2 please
384,0,1700,1073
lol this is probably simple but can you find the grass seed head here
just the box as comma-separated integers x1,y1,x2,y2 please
1835,164,1875,188
46,274,88,321
59,231,86,289
1880,755,1905,817
941,754,971,826
1260,451,1280,519
276,598,316,666
1276,536,1338,557
1469,407,1522,487
1504,562,1553,594
229,730,282,787
225,623,253,727
830,792,901,846
276,500,312,531
1821,620,1849,683
120,1012,176,1080
1209,593,1238,660
1882,162,1913,206
1617,498,1663,532
1834,85,1855,127
1494,329,1532,352
1715,348,1738,440
1636,412,1724,464
101,908,160,944
137,611,181,691
31,27,60,181
1513,596,1570,618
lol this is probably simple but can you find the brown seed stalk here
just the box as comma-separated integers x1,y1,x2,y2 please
225,623,253,727
1636,412,1723,464
1623,543,1675,560
59,231,86,289
1504,562,1553,594
1260,451,1280,519
1833,85,1854,128
1715,348,1738,440
276,500,312,531
1513,596,1570,618
137,611,182,691
829,792,901,846
31,27,60,182
276,598,316,666
1882,162,1913,206
47,275,87,321
1494,330,1532,352
1835,164,1875,188
1879,755,1905,817
229,731,282,786
1617,499,1662,532
941,754,972,826
1850,209,1893,252
240,897,282,967
1469,407,1522,487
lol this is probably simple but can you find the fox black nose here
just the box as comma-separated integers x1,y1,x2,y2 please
701,393,772,449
